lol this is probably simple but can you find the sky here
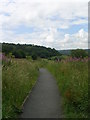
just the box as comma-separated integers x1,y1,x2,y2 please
0,0,89,50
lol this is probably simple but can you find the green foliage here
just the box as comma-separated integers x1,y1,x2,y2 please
2,59,40,118
50,55,69,61
71,49,88,58
2,54,12,67
13,50,26,58
26,56,32,60
2,43,61,59
47,61,88,118
32,54,37,60
2,60,11,67
7,53,15,58
60,55,69,60
50,56,61,61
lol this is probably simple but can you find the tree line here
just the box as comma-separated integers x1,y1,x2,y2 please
2,43,61,59
1,43,88,60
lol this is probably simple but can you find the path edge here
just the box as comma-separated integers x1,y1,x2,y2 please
20,70,40,110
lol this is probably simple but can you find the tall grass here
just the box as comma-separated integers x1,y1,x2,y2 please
2,59,40,118
2,56,88,118
47,60,88,118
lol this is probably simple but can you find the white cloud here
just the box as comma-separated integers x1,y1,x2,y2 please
72,19,88,25
0,0,88,49
1,27,88,50
58,29,88,50
0,0,88,28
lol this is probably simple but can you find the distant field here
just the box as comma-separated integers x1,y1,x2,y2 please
2,59,42,118
47,60,88,118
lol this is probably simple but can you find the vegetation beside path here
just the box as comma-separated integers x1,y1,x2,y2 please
2,48,88,118
47,59,88,118
2,58,47,118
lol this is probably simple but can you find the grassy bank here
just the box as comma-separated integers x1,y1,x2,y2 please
2,59,41,118
47,60,88,118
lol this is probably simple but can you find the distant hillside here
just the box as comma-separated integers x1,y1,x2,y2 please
58,49,89,55
1,43,61,58
58,50,71,55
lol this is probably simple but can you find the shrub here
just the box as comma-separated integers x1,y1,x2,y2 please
32,54,37,60
71,49,88,58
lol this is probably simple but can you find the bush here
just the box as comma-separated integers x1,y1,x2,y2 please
26,56,32,60
32,54,37,60
13,50,26,58
71,49,88,58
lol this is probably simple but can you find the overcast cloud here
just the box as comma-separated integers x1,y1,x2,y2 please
0,0,88,50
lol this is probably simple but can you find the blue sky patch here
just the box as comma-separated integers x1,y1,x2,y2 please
57,23,88,34
12,25,37,34
0,12,11,16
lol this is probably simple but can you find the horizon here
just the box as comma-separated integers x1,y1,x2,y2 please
0,0,88,50
1,42,89,51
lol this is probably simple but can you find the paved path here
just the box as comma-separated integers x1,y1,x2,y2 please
20,68,63,118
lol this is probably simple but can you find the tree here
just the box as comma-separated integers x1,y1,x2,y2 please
13,50,26,58
32,54,37,60
71,49,88,58
2,43,61,59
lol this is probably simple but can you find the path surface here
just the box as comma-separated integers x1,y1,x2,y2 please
20,68,63,118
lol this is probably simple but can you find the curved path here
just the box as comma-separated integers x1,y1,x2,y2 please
20,68,63,118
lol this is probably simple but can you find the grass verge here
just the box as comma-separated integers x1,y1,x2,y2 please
47,60,88,118
2,59,40,118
